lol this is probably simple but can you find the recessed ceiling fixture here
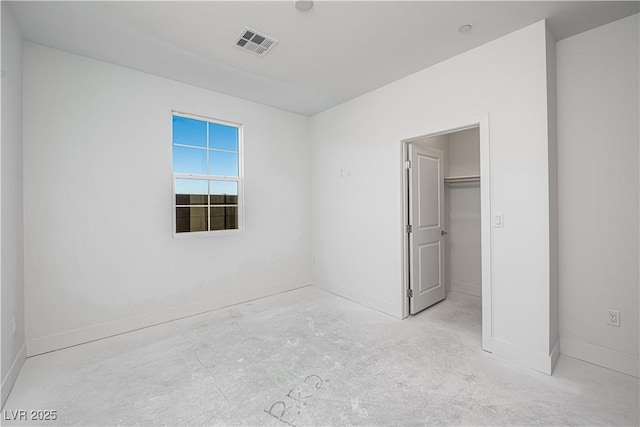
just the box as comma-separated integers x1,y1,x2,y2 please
235,27,278,56
458,24,472,33
294,0,313,12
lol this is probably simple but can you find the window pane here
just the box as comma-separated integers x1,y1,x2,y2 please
210,207,238,230
173,116,206,147
210,181,238,205
209,151,239,177
175,179,208,205
209,123,238,151
176,207,208,233
210,194,238,205
173,146,207,174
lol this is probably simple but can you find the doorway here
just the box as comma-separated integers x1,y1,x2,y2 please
401,118,492,352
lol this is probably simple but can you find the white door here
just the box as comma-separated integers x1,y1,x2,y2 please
408,144,446,314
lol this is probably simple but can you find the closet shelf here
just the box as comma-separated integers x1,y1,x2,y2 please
444,175,480,183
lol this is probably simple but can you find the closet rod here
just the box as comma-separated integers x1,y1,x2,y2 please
444,175,480,183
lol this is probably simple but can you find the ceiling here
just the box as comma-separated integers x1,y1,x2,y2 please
9,1,640,116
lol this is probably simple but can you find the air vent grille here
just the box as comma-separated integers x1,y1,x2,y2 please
235,27,278,56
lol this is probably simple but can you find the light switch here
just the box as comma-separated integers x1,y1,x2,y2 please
494,213,504,228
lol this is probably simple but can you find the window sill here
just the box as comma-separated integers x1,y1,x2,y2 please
172,229,243,238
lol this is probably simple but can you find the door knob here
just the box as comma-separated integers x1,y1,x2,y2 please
441,230,448,236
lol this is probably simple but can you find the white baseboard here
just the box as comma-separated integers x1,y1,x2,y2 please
316,284,402,319
492,337,558,375
1,342,26,408
27,282,310,357
560,336,639,377
450,279,481,297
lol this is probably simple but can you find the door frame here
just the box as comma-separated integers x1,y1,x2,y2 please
401,115,492,352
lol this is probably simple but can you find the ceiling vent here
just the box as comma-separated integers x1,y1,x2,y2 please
235,27,278,56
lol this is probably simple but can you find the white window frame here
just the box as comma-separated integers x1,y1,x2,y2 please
171,111,244,237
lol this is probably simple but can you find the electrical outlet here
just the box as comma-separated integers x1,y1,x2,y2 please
11,317,16,336
607,310,620,327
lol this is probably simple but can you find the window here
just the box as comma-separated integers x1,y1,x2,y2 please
172,113,242,235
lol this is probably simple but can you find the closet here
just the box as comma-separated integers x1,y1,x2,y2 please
413,127,481,298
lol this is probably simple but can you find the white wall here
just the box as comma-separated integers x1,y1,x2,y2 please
557,14,639,377
310,21,558,373
447,184,481,297
447,128,481,297
1,3,26,405
23,43,312,355
448,128,480,177
414,134,449,161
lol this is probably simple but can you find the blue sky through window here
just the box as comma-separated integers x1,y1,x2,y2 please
172,115,239,178
210,181,237,196
173,146,207,174
209,151,239,176
175,178,207,196
173,116,206,147
209,122,238,151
